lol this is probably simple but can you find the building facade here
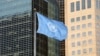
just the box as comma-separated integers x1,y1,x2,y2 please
57,0,65,56
34,0,60,56
0,0,60,56
58,0,65,22
65,0,100,56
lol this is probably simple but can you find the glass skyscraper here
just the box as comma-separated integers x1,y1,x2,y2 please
57,0,65,56
0,0,60,56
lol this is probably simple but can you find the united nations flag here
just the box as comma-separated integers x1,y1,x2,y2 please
37,13,68,41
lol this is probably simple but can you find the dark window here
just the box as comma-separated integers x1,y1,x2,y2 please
77,50,81,54
82,0,86,9
72,51,75,55
83,49,87,53
76,17,80,21
71,18,75,22
82,16,86,20
71,2,75,12
76,1,80,11
88,15,92,19
87,0,91,8
96,0,99,9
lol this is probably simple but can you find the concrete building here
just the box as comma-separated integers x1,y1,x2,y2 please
65,0,100,56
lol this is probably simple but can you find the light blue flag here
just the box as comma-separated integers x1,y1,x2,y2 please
37,13,68,41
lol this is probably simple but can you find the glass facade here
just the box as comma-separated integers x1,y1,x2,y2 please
57,0,65,56
34,0,60,56
0,0,59,56
47,0,60,56
0,0,31,17
0,0,32,56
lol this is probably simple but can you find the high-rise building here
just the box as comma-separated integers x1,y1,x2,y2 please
57,0,65,56
65,0,100,56
58,0,65,22
34,0,60,56
0,0,60,56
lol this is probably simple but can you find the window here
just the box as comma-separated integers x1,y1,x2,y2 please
76,1,80,11
97,48,100,53
77,41,81,46
89,48,92,53
82,0,86,9
88,31,92,36
71,2,75,12
99,1,100,9
88,15,92,19
71,18,75,22
82,32,86,37
71,34,75,38
77,50,81,55
88,23,92,27
97,40,100,44
83,40,86,45
88,39,92,44
72,51,75,55
76,17,80,21
72,42,75,47
77,25,80,30
96,0,98,9
71,26,75,31
82,24,86,28
96,15,100,20
82,16,86,20
87,0,91,8
8,55,13,56
96,23,100,28
83,49,87,53
96,0,99,9
77,33,80,38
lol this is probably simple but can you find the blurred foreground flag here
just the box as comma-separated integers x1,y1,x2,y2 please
37,13,68,41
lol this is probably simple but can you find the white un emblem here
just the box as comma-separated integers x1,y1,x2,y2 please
47,22,57,32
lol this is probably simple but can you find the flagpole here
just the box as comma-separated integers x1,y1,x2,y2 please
34,8,37,56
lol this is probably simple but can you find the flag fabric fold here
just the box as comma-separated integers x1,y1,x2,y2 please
36,13,68,41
